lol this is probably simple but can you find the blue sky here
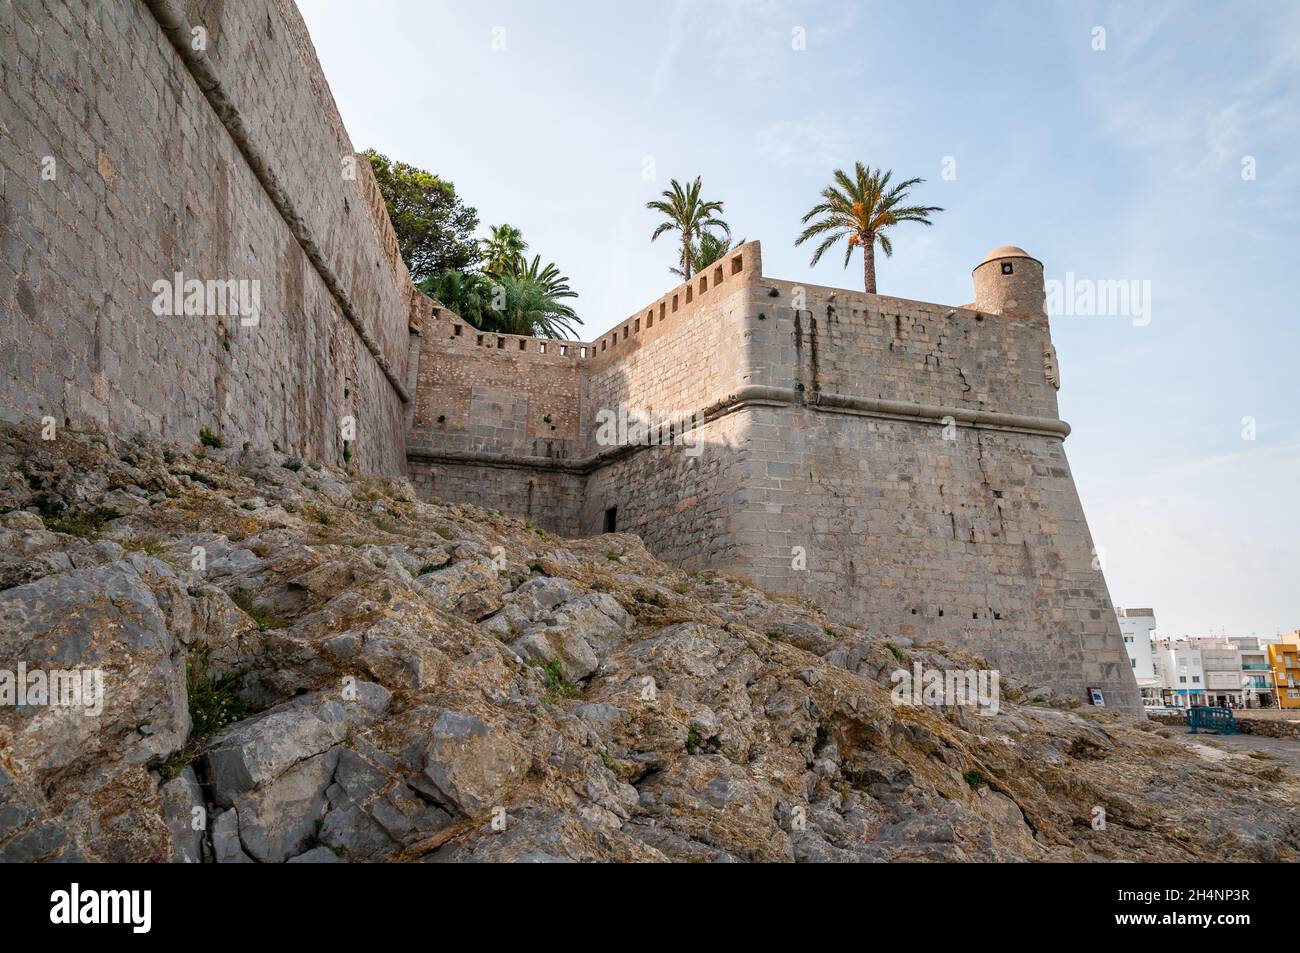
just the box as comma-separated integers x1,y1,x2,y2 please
297,0,1299,639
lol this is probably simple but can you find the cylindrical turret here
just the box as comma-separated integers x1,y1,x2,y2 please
972,246,1045,324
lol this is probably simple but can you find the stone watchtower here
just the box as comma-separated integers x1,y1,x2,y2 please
973,246,1046,323
407,241,1143,712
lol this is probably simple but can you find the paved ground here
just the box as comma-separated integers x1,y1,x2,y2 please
1160,727,1300,772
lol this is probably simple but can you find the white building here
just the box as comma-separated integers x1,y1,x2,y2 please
1116,608,1161,705
1154,638,1207,708
1198,639,1245,708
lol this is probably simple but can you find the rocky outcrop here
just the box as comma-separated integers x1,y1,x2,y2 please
0,425,1296,862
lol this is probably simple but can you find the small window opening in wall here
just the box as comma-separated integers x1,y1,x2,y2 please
685,286,693,304
580,346,588,358
938,609,944,617
910,608,917,615
601,340,606,351
672,295,679,313
476,334,484,346
622,326,628,339
1001,262,1014,275
518,339,526,351
453,324,462,336
714,265,723,286
635,318,640,332
647,310,654,328
993,612,1001,620
559,345,567,356
497,337,505,349
731,254,743,275
539,342,546,354
972,611,979,619
699,276,707,294
659,303,666,320
603,506,617,533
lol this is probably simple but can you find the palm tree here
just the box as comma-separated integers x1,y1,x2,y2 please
498,258,581,339
670,232,747,279
795,163,942,294
420,256,581,340
647,177,730,280
482,224,528,276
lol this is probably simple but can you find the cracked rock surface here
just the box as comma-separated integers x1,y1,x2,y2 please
0,426,1296,862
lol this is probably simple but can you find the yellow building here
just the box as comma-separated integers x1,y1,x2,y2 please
1267,632,1300,709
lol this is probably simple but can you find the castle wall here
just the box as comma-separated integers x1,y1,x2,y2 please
579,412,750,567
402,240,1139,709
409,308,588,459
750,280,1061,422
721,402,1140,708
0,0,412,473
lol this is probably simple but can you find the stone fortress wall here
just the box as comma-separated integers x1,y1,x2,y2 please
0,0,1139,710
1,0,415,473
407,241,1142,711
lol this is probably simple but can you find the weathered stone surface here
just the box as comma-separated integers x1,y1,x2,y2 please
0,426,1293,864
234,749,340,863
161,767,205,864
212,809,254,864
422,710,528,817
204,684,390,806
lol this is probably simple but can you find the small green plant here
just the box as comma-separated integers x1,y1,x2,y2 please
34,494,65,518
281,459,302,473
125,536,165,557
604,550,621,561
686,724,703,754
885,642,906,663
599,750,619,773
531,659,579,702
963,770,987,791
42,505,118,539
199,428,224,449
313,511,333,525
635,589,665,607
241,501,256,511
434,525,456,540
672,582,688,594
161,651,249,779
342,441,352,464
187,650,248,737
242,441,251,451
229,590,284,630
162,449,176,464
221,337,230,352
416,561,446,576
